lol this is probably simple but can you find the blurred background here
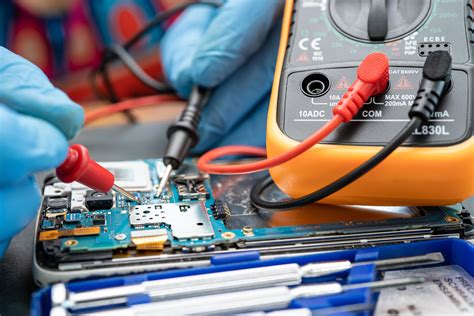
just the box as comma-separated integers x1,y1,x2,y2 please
1,0,188,128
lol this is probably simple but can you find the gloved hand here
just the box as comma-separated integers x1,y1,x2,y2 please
0,47,83,256
160,0,285,152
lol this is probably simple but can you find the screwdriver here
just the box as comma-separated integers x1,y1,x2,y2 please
56,144,141,204
156,86,211,198
57,252,443,311
86,277,425,315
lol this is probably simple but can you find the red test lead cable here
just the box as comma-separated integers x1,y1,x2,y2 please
197,52,390,175
84,94,182,126
56,144,142,204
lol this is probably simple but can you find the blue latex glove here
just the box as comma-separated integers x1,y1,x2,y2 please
0,47,84,256
160,0,284,152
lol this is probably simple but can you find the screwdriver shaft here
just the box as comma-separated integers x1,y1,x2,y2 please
342,276,425,292
370,252,444,270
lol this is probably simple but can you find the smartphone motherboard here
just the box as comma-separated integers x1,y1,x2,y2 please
35,159,472,284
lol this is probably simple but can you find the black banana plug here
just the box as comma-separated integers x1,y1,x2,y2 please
409,50,452,121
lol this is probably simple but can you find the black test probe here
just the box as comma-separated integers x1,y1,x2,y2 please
156,86,211,197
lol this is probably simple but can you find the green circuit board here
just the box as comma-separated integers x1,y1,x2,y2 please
37,159,468,269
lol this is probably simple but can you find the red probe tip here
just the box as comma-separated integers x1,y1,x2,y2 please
56,144,115,193
333,52,389,122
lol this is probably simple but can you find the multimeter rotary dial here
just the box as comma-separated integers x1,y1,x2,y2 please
329,0,431,42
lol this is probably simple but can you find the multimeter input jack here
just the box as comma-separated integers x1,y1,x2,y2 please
301,73,331,97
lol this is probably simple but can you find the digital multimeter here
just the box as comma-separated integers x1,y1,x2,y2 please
267,0,473,206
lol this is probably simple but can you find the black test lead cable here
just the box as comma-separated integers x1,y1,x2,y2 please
250,51,453,211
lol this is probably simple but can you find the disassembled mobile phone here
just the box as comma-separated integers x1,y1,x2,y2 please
33,159,472,286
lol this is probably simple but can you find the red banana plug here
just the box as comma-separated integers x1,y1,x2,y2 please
333,52,389,121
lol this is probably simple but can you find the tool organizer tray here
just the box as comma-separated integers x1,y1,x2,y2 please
31,238,474,315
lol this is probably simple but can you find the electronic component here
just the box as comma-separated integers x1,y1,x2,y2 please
46,198,68,210
41,219,56,230
45,210,67,220
65,213,82,223
131,229,168,251
43,183,71,197
85,191,114,211
70,191,88,212
72,161,152,192
173,174,210,200
211,201,229,220
92,214,106,226
38,227,101,241
129,203,214,239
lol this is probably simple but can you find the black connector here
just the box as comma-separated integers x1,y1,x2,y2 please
409,51,452,122
164,86,211,169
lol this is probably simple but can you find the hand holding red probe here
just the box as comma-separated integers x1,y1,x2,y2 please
56,144,141,204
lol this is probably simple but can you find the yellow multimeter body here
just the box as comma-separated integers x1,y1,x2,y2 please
267,0,473,206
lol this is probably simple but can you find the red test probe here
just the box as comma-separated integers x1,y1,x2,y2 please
56,144,141,204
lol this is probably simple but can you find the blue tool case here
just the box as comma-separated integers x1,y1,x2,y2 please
31,238,474,315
